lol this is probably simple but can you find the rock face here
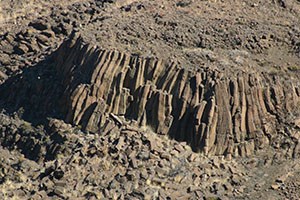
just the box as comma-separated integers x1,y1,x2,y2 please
1,33,299,157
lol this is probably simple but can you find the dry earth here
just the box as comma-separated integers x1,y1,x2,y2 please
0,0,300,199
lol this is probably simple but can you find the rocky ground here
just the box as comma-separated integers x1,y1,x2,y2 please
0,0,300,199
0,113,299,199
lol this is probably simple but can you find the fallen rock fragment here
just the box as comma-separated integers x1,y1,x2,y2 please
14,44,29,55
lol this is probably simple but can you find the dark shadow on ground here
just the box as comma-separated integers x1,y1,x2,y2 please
0,52,67,126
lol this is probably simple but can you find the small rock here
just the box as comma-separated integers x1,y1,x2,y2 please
53,170,64,180
139,169,148,180
160,152,171,161
29,21,49,31
5,34,15,44
14,44,29,55
212,157,220,168
41,30,55,38
137,150,150,160
294,118,300,128
187,185,200,193
110,113,123,126
0,53,10,65
0,71,8,83
115,137,125,151
36,34,50,46
174,174,184,183
271,184,280,190
223,182,234,192
174,143,185,153
130,157,138,169
124,182,132,193
53,186,65,196
152,177,166,186
0,40,14,54
121,5,131,12
276,173,290,183
54,180,67,187
176,0,192,7
194,190,203,198
146,179,151,186
187,153,197,162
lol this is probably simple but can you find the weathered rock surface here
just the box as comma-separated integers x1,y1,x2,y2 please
0,0,300,199
1,33,299,158
0,112,298,199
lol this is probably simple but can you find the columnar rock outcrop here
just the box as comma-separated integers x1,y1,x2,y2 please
1,33,299,157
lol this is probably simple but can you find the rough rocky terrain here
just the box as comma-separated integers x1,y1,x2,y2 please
0,0,300,199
